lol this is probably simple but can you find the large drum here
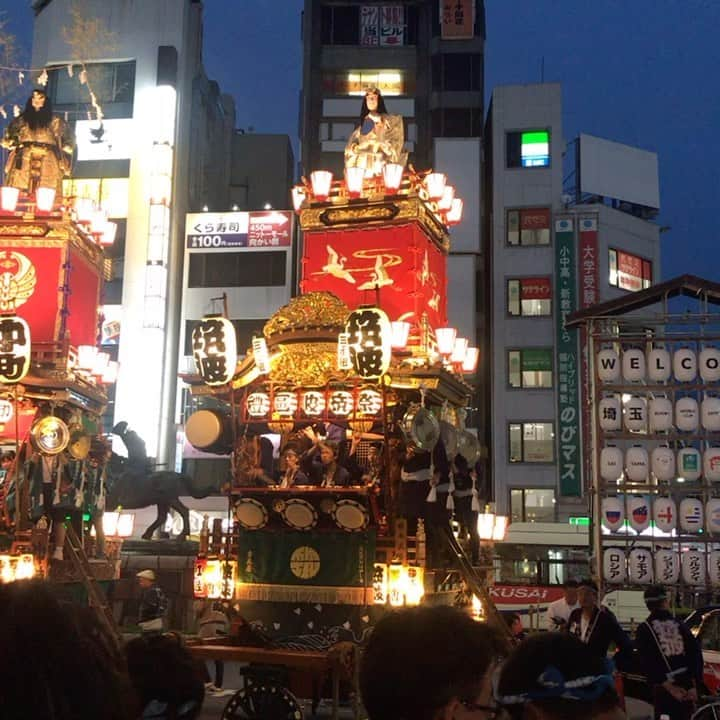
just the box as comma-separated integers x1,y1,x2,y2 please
185,409,234,455
401,404,440,451
30,416,70,455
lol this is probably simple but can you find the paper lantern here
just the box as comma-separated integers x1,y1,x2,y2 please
709,552,720,586
647,348,672,382
246,392,270,418
675,397,699,432
654,549,679,584
682,549,706,586
704,447,720,482
622,348,645,382
677,447,702,482
597,349,620,383
328,390,354,417
273,391,298,417
649,397,673,432
706,499,720,535
700,347,720,383
424,172,447,201
680,497,704,533
653,496,677,533
382,163,403,193
191,315,237,386
627,495,651,532
624,396,647,432
300,391,325,417
702,396,720,431
310,170,333,201
651,445,675,482
252,336,271,375
629,548,654,584
0,315,31,383
625,446,649,482
600,446,624,482
603,548,627,585
344,166,364,198
0,186,19,212
345,306,392,379
357,388,383,416
601,497,624,532
599,396,622,432
674,347,697,382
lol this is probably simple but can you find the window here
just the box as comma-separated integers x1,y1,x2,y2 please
507,208,550,245
506,130,551,168
320,5,416,46
431,53,483,92
430,107,482,138
188,251,286,288
321,5,360,44
510,488,556,523
184,319,267,356
508,349,553,388
62,178,129,218
507,278,552,317
609,249,652,291
508,422,555,463
324,70,408,96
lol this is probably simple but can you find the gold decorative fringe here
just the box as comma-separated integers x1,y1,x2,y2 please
235,583,372,605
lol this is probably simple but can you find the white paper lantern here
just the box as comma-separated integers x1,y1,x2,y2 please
627,495,651,532
680,498,704,533
682,549,706,586
624,396,647,432
622,348,646,382
599,396,622,432
649,397,673,433
601,497,625,532
674,347,697,382
628,548,654,584
191,315,238,386
700,347,720,383
600,446,624,482
708,551,720,585
654,549,680,584
597,349,620,383
675,397,699,432
345,306,392,379
0,315,31,384
653,496,677,532
603,548,627,585
647,348,672,383
651,445,675,482
677,447,702,482
625,446,649,482
704,447,720,482
706,499,720,535
702,396,720,431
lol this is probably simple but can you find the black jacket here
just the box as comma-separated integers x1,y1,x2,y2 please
568,606,633,667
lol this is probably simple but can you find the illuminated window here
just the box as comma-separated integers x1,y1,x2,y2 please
507,208,550,245
608,248,652,291
188,251,286,288
508,349,553,388
506,130,551,168
507,278,552,317
62,178,129,218
508,422,555,463
510,488,556,523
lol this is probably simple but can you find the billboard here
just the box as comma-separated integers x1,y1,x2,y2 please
579,134,659,210
75,118,135,161
185,211,292,249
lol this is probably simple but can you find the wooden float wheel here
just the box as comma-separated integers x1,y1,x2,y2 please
221,682,303,720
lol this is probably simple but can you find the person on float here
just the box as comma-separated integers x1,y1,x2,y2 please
450,453,479,564
567,579,633,669
344,86,407,177
277,447,309,487
546,579,580,631
301,426,350,487
495,632,627,720
635,584,703,720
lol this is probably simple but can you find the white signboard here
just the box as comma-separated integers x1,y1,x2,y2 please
75,118,135,161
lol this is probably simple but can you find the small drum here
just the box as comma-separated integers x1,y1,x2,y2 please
185,409,233,455
67,425,91,460
457,430,480,464
401,404,440,451
332,499,369,532
281,498,318,530
30,416,70,455
439,421,458,457
234,498,268,529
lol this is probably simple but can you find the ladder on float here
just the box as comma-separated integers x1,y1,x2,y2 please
64,524,121,643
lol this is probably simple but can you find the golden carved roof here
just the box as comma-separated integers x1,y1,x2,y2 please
263,291,349,341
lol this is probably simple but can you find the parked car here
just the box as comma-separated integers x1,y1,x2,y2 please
688,606,720,695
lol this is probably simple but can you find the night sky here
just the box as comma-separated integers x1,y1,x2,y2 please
1,0,717,282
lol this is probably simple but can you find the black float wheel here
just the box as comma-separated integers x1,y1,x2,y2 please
221,682,303,720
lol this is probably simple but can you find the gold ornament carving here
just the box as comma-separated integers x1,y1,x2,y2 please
263,292,349,339
270,342,347,387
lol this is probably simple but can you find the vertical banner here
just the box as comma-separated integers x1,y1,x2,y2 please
440,0,475,39
380,6,405,46
360,6,380,46
555,217,581,496
578,216,599,493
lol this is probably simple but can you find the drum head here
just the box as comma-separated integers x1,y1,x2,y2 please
402,405,439,451
234,498,268,529
282,498,318,530
186,409,225,450
333,499,369,532
30,416,70,455
67,425,91,460
439,421,458,457
458,430,480,463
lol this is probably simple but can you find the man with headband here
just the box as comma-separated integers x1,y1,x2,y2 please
635,584,703,720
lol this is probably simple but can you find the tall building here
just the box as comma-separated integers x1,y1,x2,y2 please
484,83,662,523
30,0,235,464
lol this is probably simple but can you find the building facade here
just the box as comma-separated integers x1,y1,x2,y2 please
484,83,661,522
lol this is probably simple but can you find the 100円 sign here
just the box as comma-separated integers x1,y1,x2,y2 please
192,314,237,385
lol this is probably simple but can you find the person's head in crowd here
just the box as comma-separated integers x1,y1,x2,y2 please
563,579,579,606
318,440,339,466
136,568,157,589
496,632,625,720
504,611,524,639
124,633,204,719
0,579,131,720
368,442,382,462
360,605,507,720
1,450,16,469
578,578,599,610
282,447,300,471
643,584,669,612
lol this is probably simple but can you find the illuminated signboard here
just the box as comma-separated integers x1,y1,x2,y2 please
75,118,135,161
185,211,292,249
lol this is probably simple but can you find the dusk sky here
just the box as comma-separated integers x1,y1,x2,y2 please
1,0,717,283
